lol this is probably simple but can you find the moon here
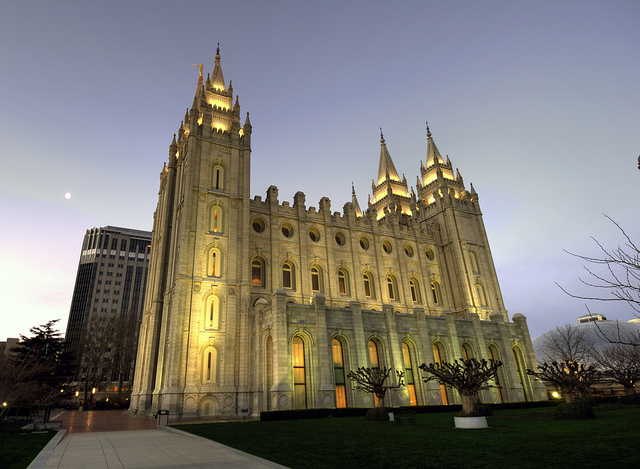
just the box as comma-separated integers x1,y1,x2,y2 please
65,193,71,200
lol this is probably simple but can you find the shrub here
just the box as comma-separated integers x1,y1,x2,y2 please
365,407,392,421
574,398,598,407
619,394,640,405
553,402,596,420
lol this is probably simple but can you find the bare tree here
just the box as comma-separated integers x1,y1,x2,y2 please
558,215,640,346
526,361,601,403
347,367,405,407
110,313,141,398
419,358,502,415
538,324,595,363
77,316,116,406
593,344,640,396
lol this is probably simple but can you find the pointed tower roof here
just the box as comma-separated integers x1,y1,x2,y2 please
211,43,226,91
377,129,401,185
351,183,363,216
425,123,444,166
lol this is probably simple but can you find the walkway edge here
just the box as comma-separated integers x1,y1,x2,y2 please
27,429,67,469
160,425,289,468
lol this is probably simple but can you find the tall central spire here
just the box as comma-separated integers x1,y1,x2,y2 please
376,129,400,185
211,43,226,91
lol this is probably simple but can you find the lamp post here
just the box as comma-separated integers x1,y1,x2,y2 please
74,391,79,409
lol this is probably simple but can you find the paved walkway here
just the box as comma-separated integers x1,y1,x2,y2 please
29,410,288,469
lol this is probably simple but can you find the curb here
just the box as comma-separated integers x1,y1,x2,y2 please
27,429,67,469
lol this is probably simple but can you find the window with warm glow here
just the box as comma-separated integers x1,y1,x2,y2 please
369,340,381,407
283,262,295,289
292,337,306,409
311,266,322,292
363,272,374,298
431,281,442,305
209,248,222,277
332,339,347,408
402,342,417,406
433,342,448,405
338,269,350,295
461,342,473,360
387,276,398,301
202,346,219,383
252,258,264,286
410,278,421,303
205,295,220,329
210,206,223,233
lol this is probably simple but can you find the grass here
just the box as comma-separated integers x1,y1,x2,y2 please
175,405,640,468
0,430,56,469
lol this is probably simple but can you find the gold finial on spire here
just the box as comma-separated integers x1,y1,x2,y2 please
426,121,431,138
380,127,385,143
193,63,204,85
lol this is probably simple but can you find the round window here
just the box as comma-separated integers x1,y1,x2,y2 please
405,244,414,257
359,236,370,250
252,217,266,233
335,232,346,246
382,240,393,254
282,223,294,238
425,247,435,261
309,228,320,242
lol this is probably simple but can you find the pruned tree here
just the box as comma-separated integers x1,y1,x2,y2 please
538,324,596,364
526,361,601,403
593,344,640,396
14,319,63,369
558,215,640,346
419,358,502,416
347,367,405,407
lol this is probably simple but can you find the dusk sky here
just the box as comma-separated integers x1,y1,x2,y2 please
1,1,638,341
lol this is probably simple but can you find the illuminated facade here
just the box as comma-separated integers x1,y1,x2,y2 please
131,48,546,419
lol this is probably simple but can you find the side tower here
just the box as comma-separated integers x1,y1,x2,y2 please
415,125,507,321
131,47,253,417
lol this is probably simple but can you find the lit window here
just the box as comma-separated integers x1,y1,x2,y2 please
209,248,222,277
402,342,417,406
252,258,264,286
433,342,448,405
363,272,374,298
210,206,223,233
292,337,306,409
461,343,473,360
368,340,381,407
338,269,350,295
206,295,220,329
332,339,347,408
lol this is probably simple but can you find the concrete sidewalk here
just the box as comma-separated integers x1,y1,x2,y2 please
28,410,288,469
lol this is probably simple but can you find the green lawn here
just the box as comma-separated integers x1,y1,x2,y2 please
0,431,56,469
176,406,640,468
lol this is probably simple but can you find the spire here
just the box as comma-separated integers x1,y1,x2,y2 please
351,182,363,216
191,68,205,111
377,128,400,185
243,111,251,128
425,122,444,167
211,43,226,91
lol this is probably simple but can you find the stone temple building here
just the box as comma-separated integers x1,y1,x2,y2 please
131,47,546,419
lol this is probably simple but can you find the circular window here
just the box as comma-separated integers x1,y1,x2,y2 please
382,240,393,254
309,227,320,242
405,244,414,257
359,236,370,250
335,232,346,246
425,247,435,261
252,217,266,233
282,223,294,238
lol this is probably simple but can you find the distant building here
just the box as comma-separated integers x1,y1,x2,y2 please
0,338,19,357
64,226,151,386
131,47,546,419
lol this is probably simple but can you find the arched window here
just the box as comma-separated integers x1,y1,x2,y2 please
476,283,488,306
469,250,479,273
488,344,503,403
461,342,473,360
208,248,222,277
433,342,449,405
363,272,375,298
292,337,306,409
338,268,350,295
283,262,295,289
212,164,224,190
311,265,323,292
332,339,347,408
431,281,442,305
512,346,532,402
202,346,219,383
368,340,381,406
210,205,223,233
205,295,221,329
409,278,422,303
402,342,417,406
387,275,398,301
252,258,264,287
